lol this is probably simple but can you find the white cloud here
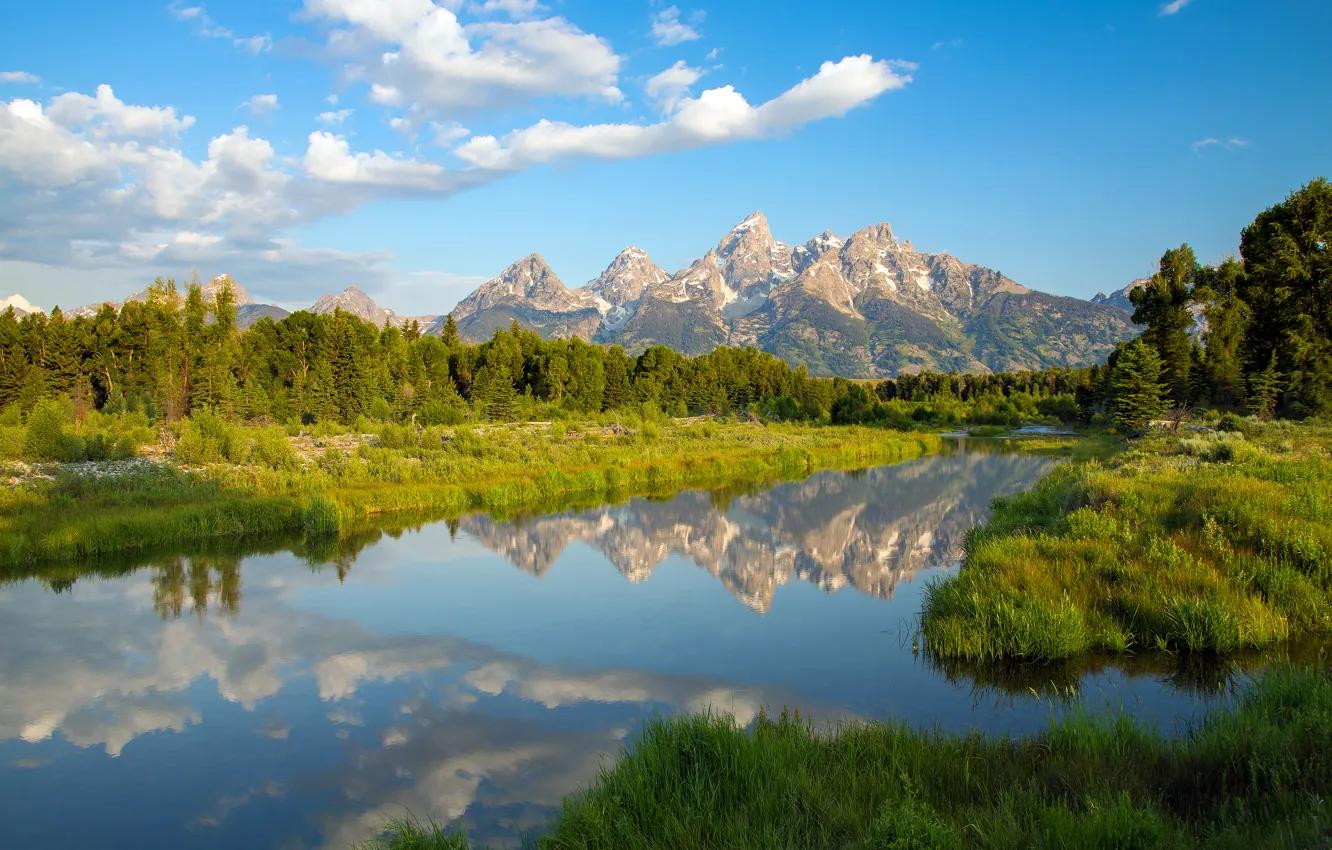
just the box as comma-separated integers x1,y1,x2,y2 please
303,131,451,189
1160,0,1193,15
46,84,195,138
430,121,471,145
650,6,701,46
169,3,273,54
645,60,704,114
0,52,910,307
237,34,273,54
1192,136,1250,152
457,55,911,170
243,94,280,114
0,293,38,312
0,71,41,85
305,0,622,113
317,108,354,125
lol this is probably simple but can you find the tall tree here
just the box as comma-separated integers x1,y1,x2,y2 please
1131,245,1197,404
1236,178,1332,416
1110,339,1167,431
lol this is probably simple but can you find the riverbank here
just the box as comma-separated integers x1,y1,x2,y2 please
922,420,1332,661
361,666,1332,849
0,421,939,568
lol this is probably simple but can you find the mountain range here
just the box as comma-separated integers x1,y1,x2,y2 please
443,212,1138,376
7,213,1143,377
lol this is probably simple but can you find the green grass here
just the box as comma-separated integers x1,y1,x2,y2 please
364,666,1332,849
0,421,940,569
921,422,1332,661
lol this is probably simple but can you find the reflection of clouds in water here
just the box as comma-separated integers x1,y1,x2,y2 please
0,553,848,848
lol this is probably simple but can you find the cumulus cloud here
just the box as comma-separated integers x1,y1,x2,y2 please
456,55,911,171
0,71,41,85
304,0,622,113
243,94,280,114
1160,0,1193,15
644,60,704,113
651,6,701,46
0,48,911,307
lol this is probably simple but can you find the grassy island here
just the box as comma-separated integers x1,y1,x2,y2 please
922,420,1332,661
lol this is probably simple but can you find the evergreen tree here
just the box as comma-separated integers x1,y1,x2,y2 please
1236,178,1332,416
1247,351,1282,419
1195,258,1248,411
602,346,632,411
440,314,460,347
1110,339,1167,431
1131,245,1197,404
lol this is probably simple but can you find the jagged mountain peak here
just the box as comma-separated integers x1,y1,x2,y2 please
204,274,254,306
309,285,402,326
586,247,669,330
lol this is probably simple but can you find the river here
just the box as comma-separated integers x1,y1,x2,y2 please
0,442,1257,848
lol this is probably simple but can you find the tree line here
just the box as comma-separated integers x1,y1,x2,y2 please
1,178,1324,436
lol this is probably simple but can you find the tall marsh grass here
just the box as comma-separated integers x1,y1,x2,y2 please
0,421,938,569
367,666,1332,849
922,424,1332,660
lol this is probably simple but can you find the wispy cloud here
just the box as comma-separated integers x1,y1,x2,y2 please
243,94,280,114
0,71,41,84
651,6,702,46
1192,136,1250,152
1160,0,1194,16
169,2,272,53
316,109,353,126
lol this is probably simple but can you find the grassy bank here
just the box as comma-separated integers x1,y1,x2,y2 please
921,421,1332,661
361,666,1332,849
0,421,939,568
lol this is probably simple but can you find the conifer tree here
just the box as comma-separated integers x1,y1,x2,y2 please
1131,245,1197,404
1110,339,1167,431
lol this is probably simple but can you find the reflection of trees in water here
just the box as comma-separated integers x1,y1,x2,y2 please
924,641,1330,706
150,556,242,620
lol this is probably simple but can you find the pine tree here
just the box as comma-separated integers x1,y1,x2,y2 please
1196,259,1248,411
440,314,460,347
1110,339,1167,431
602,346,632,411
1247,351,1282,419
1131,245,1197,404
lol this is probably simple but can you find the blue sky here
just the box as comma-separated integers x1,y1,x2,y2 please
0,0,1328,314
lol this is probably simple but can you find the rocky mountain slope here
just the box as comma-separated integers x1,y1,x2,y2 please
445,213,1138,376
1092,279,1149,313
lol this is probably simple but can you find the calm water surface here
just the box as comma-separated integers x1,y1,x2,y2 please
0,444,1252,848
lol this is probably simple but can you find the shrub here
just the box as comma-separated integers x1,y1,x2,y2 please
1218,412,1246,433
368,396,393,421
23,398,73,461
417,399,466,427
251,427,296,470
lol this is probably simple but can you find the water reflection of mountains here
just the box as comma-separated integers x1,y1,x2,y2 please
461,451,1057,612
